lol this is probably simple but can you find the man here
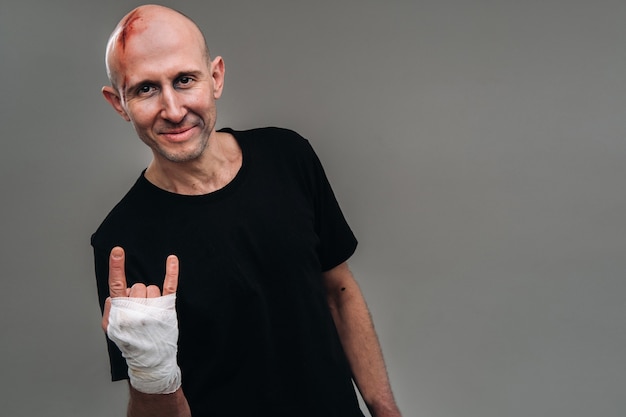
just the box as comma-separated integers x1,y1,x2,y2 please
92,5,402,417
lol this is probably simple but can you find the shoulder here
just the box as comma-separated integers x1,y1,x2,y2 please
221,126,313,153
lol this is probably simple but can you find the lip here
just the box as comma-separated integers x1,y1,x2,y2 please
159,125,197,142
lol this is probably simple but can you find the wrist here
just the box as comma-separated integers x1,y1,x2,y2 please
129,363,182,394
366,395,402,417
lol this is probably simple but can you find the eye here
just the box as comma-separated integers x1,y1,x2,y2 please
137,84,155,95
176,76,193,87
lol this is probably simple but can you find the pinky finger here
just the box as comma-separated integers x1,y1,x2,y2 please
162,255,179,296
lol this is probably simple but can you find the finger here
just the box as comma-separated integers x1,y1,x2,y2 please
102,297,111,333
129,282,147,298
146,285,161,298
162,255,179,296
108,247,128,298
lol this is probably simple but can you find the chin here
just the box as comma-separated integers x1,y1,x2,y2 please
159,144,207,163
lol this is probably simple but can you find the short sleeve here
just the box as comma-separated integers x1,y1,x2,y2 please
301,140,358,271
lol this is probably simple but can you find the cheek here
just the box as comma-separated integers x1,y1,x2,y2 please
197,96,217,114
127,102,159,127
188,87,216,109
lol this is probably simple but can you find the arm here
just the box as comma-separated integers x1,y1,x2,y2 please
322,262,402,417
127,385,191,417
103,247,191,417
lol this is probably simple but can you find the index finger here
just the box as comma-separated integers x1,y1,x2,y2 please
108,246,128,298
162,255,179,296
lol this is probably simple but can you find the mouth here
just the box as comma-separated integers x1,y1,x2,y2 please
159,125,197,143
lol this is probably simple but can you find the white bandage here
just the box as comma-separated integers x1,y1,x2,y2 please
107,293,182,394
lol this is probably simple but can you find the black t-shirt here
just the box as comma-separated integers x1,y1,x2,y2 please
91,127,364,417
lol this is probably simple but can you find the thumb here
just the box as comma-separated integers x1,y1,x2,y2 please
162,255,179,296
108,246,128,298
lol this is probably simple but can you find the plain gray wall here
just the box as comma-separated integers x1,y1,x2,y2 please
1,0,625,416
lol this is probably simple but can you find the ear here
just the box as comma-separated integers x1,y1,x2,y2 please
210,56,225,100
102,86,131,121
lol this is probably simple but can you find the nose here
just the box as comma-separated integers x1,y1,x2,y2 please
160,86,187,123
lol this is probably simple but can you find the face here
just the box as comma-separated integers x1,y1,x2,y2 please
102,11,224,165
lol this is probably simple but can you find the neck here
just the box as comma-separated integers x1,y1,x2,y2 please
145,131,242,195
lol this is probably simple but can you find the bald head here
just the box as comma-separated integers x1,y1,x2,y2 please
105,5,210,90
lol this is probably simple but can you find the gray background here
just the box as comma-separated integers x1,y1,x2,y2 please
1,0,625,416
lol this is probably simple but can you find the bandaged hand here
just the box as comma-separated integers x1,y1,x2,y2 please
102,247,182,394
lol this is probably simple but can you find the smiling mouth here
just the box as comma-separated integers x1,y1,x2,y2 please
160,125,196,142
